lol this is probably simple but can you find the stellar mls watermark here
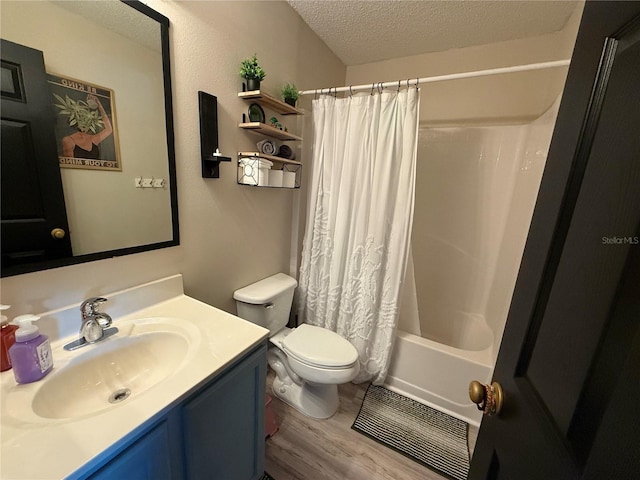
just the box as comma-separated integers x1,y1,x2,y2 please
602,236,639,245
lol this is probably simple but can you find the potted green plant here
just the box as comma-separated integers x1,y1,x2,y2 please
281,83,299,107
240,54,266,91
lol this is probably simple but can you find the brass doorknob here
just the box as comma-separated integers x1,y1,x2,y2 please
51,228,66,239
469,380,504,416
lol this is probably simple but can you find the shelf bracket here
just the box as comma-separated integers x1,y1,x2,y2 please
198,91,231,178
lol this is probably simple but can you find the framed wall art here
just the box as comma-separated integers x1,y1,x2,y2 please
48,73,121,170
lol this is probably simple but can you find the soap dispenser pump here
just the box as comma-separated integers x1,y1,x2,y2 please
8,314,53,384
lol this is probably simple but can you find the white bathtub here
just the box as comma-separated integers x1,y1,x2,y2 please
385,319,493,427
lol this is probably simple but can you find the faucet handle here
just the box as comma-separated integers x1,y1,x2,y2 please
81,318,104,343
80,297,108,317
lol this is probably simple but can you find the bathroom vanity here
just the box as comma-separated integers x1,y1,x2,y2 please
0,275,269,480
78,344,266,480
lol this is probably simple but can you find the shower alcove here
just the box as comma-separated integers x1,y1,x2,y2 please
299,2,582,427
387,94,566,426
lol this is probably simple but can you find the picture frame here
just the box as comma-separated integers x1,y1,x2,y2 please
47,73,121,171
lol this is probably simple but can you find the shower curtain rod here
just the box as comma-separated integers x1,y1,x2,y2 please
298,59,571,96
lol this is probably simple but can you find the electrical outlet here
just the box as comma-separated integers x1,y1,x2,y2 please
152,178,165,188
141,178,153,188
134,177,142,188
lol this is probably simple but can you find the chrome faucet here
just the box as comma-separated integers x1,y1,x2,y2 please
64,297,119,351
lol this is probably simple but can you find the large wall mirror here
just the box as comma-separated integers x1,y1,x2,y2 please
1,0,178,277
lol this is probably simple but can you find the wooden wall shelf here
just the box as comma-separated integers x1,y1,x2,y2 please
238,152,301,166
238,90,303,115
238,122,302,141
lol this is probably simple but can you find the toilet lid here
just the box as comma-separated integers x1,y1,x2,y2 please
282,324,358,368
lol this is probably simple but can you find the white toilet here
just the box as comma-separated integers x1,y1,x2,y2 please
234,273,360,419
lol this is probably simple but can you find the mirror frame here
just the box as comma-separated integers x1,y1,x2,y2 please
2,0,179,278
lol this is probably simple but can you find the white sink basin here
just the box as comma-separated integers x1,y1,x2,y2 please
28,317,198,420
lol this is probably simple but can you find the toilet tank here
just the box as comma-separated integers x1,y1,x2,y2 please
233,273,298,336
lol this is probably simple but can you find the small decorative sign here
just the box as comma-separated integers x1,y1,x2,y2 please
47,73,121,171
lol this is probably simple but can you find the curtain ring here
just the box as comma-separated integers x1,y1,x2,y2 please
314,89,318,100
415,78,419,89
349,85,354,97
370,83,375,95
406,79,410,89
397,79,401,92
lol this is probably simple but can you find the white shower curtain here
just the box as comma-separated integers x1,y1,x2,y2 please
298,88,420,384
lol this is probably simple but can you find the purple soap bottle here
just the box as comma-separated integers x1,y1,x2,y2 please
8,314,53,384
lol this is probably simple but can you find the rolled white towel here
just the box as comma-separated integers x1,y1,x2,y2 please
257,139,277,155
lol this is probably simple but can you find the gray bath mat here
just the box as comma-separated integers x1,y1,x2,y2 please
352,384,470,480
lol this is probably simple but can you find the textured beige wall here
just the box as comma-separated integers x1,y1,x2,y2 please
345,4,583,125
1,1,345,315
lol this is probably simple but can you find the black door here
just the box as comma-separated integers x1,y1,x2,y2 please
1,39,72,270
469,3,640,479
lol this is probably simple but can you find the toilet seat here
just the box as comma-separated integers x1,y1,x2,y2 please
281,324,358,369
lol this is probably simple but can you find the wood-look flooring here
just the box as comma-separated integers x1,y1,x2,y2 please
265,370,479,480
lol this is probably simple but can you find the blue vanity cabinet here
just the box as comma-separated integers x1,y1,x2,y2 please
181,344,267,479
73,342,267,480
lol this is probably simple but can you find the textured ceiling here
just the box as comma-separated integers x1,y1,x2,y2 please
287,1,579,66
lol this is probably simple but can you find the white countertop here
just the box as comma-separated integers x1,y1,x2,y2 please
0,275,269,480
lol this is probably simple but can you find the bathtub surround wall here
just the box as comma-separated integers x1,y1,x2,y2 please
386,100,562,426
0,1,346,314
482,100,564,356
411,99,561,361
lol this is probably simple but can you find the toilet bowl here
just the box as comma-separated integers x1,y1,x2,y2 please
234,273,359,419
